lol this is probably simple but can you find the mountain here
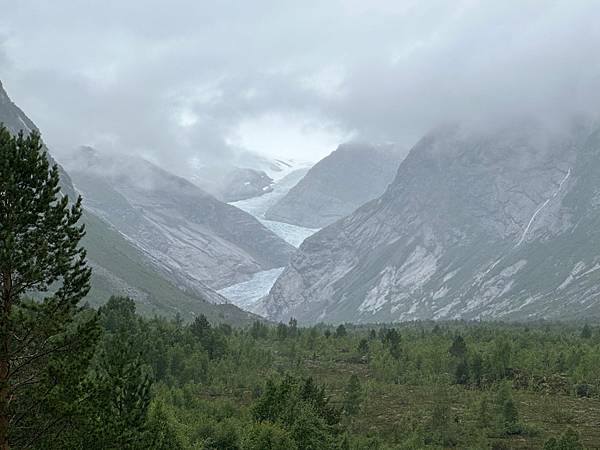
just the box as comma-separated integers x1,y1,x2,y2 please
62,147,295,290
188,152,313,203
191,165,274,202
228,151,312,182
0,80,258,325
264,142,403,228
264,121,600,324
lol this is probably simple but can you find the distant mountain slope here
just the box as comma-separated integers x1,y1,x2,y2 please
188,154,312,203
192,166,274,202
264,142,403,228
62,147,295,290
265,122,600,324
82,211,260,324
0,80,258,325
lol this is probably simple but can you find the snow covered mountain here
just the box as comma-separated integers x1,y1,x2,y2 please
0,80,259,324
264,121,600,324
62,147,295,290
264,142,404,228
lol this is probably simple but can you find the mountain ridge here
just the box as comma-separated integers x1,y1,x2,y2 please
0,80,259,324
62,146,295,290
264,122,600,324
264,142,404,228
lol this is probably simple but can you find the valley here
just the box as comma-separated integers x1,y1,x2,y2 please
220,169,320,312
3,2,600,449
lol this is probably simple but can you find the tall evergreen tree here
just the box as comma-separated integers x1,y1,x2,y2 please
0,125,98,449
334,324,347,338
342,374,362,416
449,334,467,359
580,324,592,339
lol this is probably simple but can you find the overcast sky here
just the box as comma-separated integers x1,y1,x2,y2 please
1,1,599,174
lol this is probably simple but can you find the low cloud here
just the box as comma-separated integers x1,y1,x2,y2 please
1,1,599,174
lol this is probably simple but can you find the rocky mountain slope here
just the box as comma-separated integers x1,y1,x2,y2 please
0,80,258,324
265,122,600,323
62,147,295,290
264,142,403,228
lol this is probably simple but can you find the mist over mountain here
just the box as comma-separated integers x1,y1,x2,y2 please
3,2,600,326
1,79,259,324
4,3,600,447
265,142,404,228
191,166,273,202
4,2,600,177
264,120,600,323
62,147,295,290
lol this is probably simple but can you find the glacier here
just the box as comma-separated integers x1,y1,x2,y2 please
220,171,319,311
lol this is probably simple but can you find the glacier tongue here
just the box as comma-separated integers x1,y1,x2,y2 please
222,171,319,312
230,169,319,248
218,267,285,312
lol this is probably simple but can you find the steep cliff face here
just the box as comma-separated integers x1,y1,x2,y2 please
264,142,403,228
0,80,259,324
265,122,600,323
63,147,295,290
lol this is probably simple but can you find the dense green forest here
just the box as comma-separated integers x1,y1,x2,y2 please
31,299,600,449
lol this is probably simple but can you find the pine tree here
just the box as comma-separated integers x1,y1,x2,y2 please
90,335,153,448
580,324,592,339
190,314,211,340
454,358,470,385
335,324,347,338
84,297,154,449
190,314,226,359
382,328,402,359
343,374,362,416
288,317,298,337
277,322,289,340
449,334,467,358
0,126,98,449
470,353,484,387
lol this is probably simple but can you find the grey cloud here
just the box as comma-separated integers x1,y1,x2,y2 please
1,1,599,173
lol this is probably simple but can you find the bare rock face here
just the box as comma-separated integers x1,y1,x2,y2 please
265,122,600,324
264,142,404,228
62,147,295,290
0,80,260,324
